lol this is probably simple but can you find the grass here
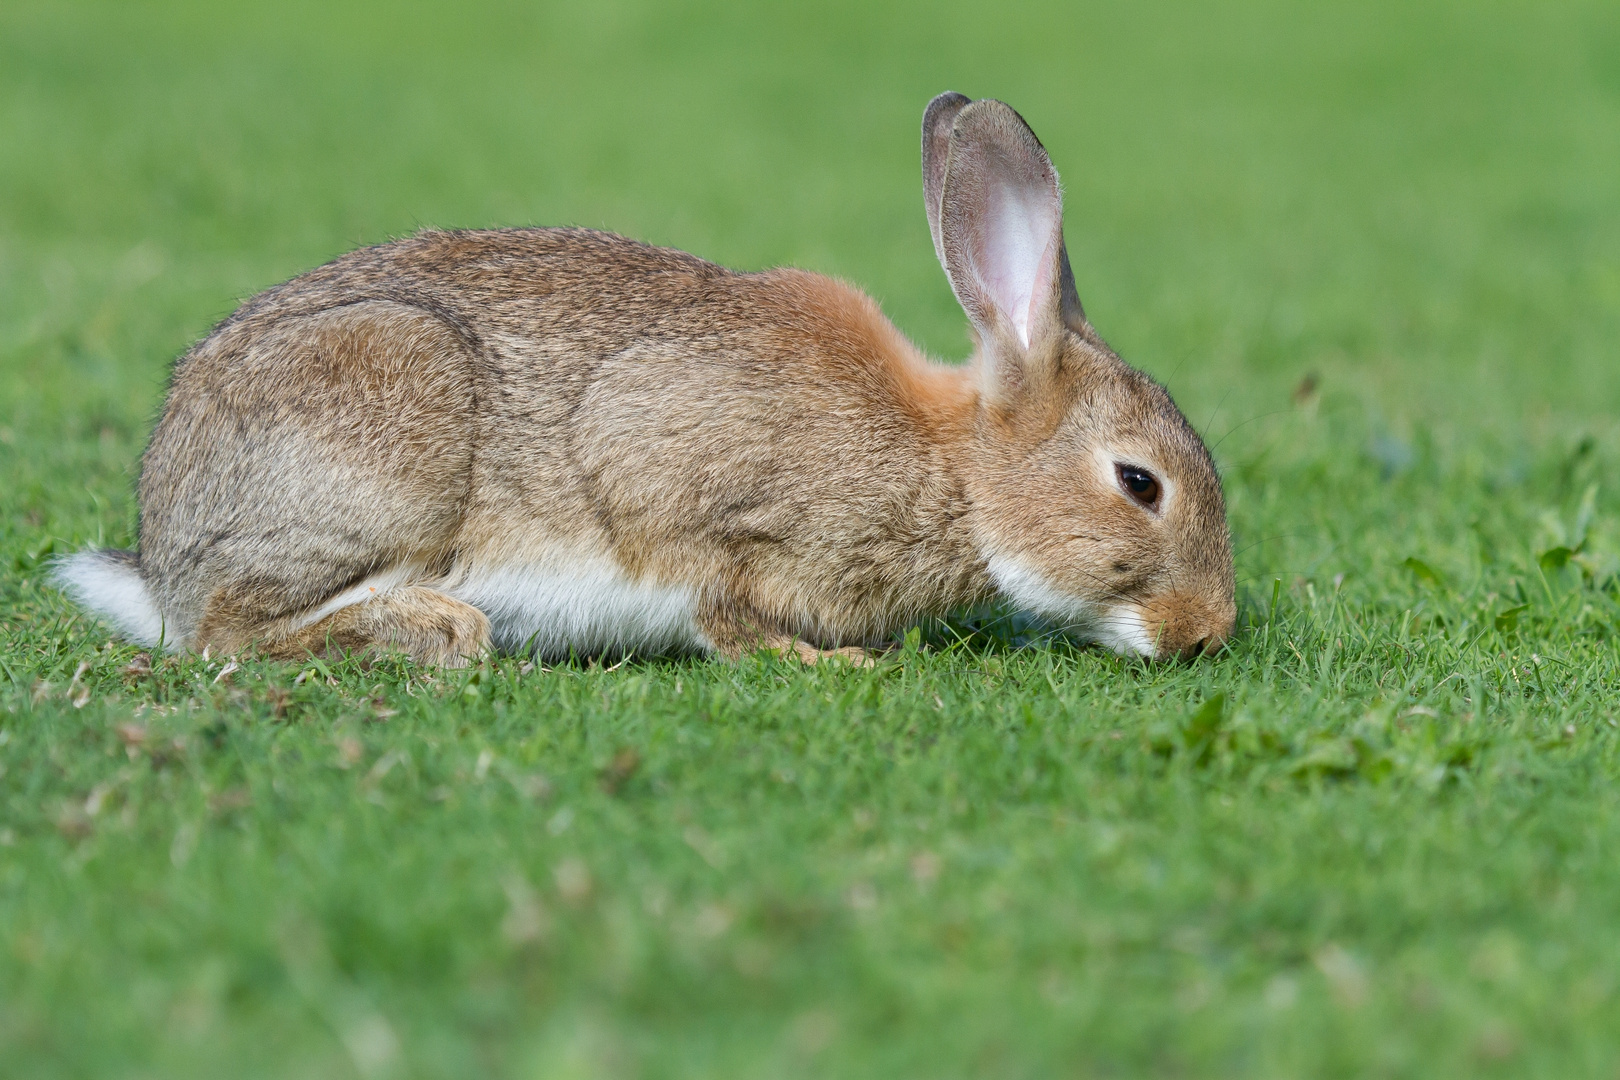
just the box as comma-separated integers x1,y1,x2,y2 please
4,0,1620,1075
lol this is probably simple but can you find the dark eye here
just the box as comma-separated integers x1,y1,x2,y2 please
1117,464,1161,508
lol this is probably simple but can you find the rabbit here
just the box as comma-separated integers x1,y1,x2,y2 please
55,92,1235,666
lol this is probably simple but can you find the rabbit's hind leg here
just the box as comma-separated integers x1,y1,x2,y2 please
138,300,478,654
232,585,491,667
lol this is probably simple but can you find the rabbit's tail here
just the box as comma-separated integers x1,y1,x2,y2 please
53,548,168,648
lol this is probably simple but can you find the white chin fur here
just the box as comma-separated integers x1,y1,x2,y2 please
1093,606,1158,658
985,554,1155,658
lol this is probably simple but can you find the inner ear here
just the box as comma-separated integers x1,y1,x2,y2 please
977,169,1062,349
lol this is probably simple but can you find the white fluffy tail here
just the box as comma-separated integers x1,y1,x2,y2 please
53,549,169,648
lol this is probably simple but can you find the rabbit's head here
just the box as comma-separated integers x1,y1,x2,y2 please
924,93,1235,659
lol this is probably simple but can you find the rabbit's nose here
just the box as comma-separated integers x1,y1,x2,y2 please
1172,635,1214,662
1138,593,1234,661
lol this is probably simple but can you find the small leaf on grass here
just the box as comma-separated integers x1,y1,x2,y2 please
462,663,495,700
1402,557,1443,586
1153,694,1232,765
1183,693,1227,748
1572,483,1599,550
1289,736,1358,777
14,536,56,572
1538,547,1573,573
1494,605,1529,634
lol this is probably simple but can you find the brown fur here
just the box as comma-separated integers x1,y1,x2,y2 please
64,94,1234,664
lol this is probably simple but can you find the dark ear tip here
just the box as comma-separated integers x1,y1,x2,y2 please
923,91,971,127
951,98,1048,154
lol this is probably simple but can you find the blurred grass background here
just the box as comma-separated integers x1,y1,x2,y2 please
4,1,1620,1077
5,0,1618,448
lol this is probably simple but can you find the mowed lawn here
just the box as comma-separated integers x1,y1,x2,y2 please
4,0,1620,1076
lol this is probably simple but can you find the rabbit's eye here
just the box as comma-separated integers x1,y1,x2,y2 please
1117,465,1161,509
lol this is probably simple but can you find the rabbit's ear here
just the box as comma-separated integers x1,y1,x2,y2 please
933,99,1086,400
922,91,971,267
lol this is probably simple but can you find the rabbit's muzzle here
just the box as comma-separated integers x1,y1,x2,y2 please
1137,592,1237,661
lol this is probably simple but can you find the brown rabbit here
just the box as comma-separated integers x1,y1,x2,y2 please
56,93,1235,665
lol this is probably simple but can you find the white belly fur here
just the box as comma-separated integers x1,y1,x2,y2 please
443,553,705,657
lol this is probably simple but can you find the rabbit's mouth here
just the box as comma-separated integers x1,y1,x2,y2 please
983,553,1156,658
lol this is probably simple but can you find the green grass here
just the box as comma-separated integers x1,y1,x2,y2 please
5,0,1620,1075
